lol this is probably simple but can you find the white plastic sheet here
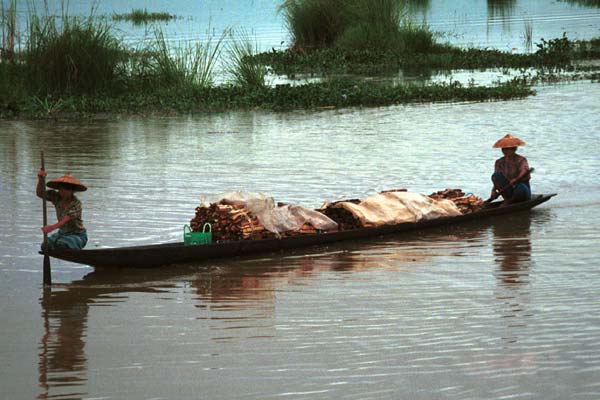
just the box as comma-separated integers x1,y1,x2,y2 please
200,191,338,234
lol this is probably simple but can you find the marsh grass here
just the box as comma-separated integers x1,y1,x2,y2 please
112,9,175,25
1,0,17,62
280,0,434,53
25,12,126,94
225,31,268,88
279,0,345,48
130,29,225,90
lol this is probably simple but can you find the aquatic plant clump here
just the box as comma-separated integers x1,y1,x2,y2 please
225,31,268,89
112,9,175,25
0,77,536,118
130,29,225,90
25,14,127,94
279,0,435,53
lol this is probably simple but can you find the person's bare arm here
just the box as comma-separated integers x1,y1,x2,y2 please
36,169,46,198
41,215,71,234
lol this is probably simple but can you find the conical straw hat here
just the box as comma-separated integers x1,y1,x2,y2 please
47,173,87,192
493,134,526,148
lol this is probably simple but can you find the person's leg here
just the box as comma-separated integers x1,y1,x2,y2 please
41,231,62,251
512,182,532,202
491,172,514,200
54,231,87,250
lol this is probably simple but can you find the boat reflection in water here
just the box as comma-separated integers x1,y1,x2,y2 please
36,211,550,399
493,212,533,288
37,272,177,400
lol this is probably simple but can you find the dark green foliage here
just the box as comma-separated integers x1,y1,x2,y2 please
25,15,126,95
112,9,175,25
0,62,28,115
225,32,268,89
254,35,600,77
279,0,435,53
0,77,535,117
535,33,573,64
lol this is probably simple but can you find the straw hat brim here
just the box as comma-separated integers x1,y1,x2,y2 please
493,134,526,148
47,175,87,192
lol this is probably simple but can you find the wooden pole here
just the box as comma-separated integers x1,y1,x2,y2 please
41,151,52,286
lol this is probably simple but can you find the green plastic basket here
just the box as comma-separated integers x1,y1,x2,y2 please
183,223,212,246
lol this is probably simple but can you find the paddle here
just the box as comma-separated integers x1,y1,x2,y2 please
485,167,534,204
41,151,52,286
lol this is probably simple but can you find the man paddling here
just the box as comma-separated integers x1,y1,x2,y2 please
490,134,532,207
37,170,88,250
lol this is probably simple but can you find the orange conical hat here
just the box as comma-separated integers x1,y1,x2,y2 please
493,134,526,148
47,173,87,192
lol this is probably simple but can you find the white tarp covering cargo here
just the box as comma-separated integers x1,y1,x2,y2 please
200,191,338,234
330,191,461,227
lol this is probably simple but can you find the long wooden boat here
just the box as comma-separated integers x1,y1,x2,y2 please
44,194,556,269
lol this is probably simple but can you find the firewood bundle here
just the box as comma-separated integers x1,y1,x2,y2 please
190,201,322,241
429,188,484,214
318,199,362,231
190,202,269,241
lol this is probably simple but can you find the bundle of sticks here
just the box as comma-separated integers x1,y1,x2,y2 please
428,188,484,214
317,199,362,231
190,201,320,242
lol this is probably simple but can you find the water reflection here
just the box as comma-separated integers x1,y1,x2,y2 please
487,0,517,19
493,213,533,287
406,0,431,15
37,272,175,400
563,0,600,8
492,212,534,346
487,0,517,32
35,214,550,398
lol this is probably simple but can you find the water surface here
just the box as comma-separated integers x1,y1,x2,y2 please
1,1,600,399
1,81,599,399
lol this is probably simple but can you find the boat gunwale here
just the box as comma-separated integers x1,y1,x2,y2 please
46,193,556,267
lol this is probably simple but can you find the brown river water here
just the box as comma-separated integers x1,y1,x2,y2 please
1,1,600,399
1,82,599,399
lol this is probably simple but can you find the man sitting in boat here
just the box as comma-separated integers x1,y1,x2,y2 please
490,134,532,207
37,170,88,250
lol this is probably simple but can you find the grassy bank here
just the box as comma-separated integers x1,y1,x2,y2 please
254,36,600,76
1,2,598,119
0,79,535,118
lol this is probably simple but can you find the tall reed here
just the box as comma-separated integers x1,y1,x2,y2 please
1,0,17,62
225,31,268,88
136,29,225,90
279,0,434,53
25,11,125,94
279,0,346,49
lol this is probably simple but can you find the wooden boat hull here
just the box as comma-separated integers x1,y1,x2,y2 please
45,194,556,268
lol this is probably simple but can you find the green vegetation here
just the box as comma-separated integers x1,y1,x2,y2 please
1,1,599,119
254,35,600,76
0,79,535,117
0,0,17,61
25,13,126,94
279,0,436,53
225,31,268,89
112,9,175,25
134,30,225,90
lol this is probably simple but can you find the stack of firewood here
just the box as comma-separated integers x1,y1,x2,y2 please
190,202,270,241
318,199,362,231
190,201,322,241
428,188,484,214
